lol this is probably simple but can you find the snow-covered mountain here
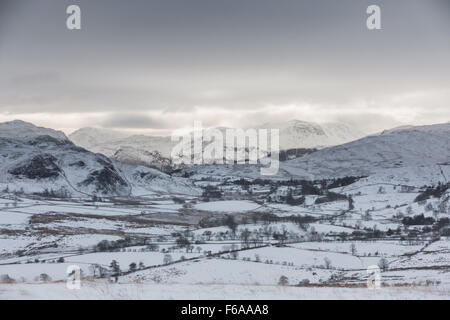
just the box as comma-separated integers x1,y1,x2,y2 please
281,122,450,179
70,129,172,157
113,147,173,172
172,122,450,183
69,127,130,151
1,119,449,198
68,120,363,170
0,121,199,197
70,129,174,170
0,120,67,141
257,120,364,150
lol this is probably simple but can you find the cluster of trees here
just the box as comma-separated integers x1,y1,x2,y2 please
34,187,70,198
199,211,316,231
286,191,305,206
232,176,362,196
324,176,363,189
402,214,435,226
2,186,25,196
202,185,222,200
128,262,145,272
421,185,447,201
435,218,450,230
96,239,133,252
415,182,450,202
90,259,147,280
176,236,195,253
220,214,313,244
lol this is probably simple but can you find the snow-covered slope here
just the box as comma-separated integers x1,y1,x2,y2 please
258,120,364,150
0,135,130,196
69,129,172,157
0,121,199,197
0,120,67,141
173,123,450,183
68,120,363,170
69,129,175,170
69,127,130,151
113,147,172,172
281,123,450,179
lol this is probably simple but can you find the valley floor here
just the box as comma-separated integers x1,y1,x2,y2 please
1,165,450,300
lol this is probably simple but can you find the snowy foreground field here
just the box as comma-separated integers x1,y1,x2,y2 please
1,282,449,300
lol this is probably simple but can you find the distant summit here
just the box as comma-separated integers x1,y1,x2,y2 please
257,120,364,149
0,120,68,141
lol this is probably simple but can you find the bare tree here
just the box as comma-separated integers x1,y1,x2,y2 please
129,262,137,272
39,273,52,282
350,243,357,256
224,215,238,236
109,260,121,275
378,257,389,272
240,228,251,248
324,257,332,269
278,275,289,286
163,254,173,265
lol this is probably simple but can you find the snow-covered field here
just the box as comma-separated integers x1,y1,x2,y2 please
0,182,449,300
195,200,261,213
1,282,448,300
290,241,425,257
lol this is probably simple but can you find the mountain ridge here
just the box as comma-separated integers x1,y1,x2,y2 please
0,120,68,142
0,121,199,197
68,120,364,169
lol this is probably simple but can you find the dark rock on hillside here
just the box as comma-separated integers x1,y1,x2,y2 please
9,154,61,180
79,165,129,195
69,161,86,167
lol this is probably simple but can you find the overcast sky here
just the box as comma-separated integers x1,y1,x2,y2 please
0,0,449,135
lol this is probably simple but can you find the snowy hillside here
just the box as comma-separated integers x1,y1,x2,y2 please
69,130,173,158
0,120,67,141
69,127,130,151
68,120,363,170
174,123,450,183
70,130,175,171
113,147,172,172
258,120,364,150
281,123,450,179
0,121,199,197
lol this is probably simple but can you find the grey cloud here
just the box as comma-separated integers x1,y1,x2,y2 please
101,113,168,129
0,0,448,133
